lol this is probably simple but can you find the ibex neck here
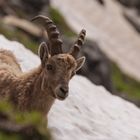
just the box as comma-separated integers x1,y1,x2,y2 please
19,66,55,115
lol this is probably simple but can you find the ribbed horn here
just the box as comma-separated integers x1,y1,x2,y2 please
70,29,86,58
32,15,63,56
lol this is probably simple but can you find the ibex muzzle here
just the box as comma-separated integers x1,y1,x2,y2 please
55,83,69,100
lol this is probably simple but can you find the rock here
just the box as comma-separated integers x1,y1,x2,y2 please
123,9,140,33
0,35,140,140
116,0,140,13
21,0,50,14
0,0,50,17
117,0,140,34
3,15,44,38
51,0,140,82
95,0,105,6
117,0,138,7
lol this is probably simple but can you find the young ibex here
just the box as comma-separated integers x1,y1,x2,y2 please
0,15,86,115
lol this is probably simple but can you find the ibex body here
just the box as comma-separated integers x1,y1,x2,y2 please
0,16,86,115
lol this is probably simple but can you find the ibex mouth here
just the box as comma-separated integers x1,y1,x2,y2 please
57,95,66,100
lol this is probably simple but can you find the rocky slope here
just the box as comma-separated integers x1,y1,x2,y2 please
0,35,140,140
51,0,140,82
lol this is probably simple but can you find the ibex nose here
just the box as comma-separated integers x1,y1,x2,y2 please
60,86,69,95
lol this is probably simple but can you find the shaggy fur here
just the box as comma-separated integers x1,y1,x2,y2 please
0,49,84,115
0,16,86,116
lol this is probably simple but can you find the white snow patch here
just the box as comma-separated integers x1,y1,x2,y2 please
0,35,140,140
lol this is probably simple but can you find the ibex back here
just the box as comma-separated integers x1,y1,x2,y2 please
0,15,86,115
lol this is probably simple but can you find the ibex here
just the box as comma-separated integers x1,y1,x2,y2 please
0,15,86,115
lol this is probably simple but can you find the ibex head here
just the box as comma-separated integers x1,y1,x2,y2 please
32,15,86,100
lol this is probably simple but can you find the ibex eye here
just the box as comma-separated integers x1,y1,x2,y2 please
46,64,53,70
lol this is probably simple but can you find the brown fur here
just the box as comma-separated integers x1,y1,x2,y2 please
0,16,86,116
0,49,84,115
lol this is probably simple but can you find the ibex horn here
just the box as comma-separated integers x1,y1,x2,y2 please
70,29,86,58
31,15,63,56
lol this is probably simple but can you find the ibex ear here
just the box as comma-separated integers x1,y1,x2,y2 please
38,42,50,67
76,56,86,72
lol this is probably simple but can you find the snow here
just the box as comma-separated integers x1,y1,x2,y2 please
0,35,140,140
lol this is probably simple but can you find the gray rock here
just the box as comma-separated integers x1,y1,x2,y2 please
117,0,138,7
95,0,105,6
117,0,140,13
123,9,140,33
0,0,50,17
